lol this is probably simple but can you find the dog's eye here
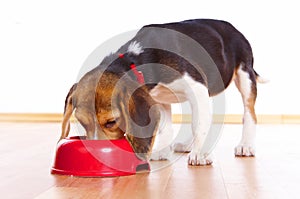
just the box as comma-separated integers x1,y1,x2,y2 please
105,120,116,128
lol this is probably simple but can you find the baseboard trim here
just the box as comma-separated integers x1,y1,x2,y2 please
0,113,67,123
171,114,297,124
0,113,299,124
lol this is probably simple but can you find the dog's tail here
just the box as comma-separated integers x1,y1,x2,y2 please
254,70,269,84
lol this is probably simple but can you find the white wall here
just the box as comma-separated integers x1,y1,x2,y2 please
0,0,299,114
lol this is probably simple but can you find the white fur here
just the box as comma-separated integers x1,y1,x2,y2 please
150,104,173,160
234,65,256,156
256,76,269,84
127,41,144,55
150,73,212,165
183,74,212,165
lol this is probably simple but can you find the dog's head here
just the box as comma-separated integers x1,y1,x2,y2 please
61,67,160,160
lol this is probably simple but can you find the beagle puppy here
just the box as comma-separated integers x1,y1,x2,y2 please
60,19,265,165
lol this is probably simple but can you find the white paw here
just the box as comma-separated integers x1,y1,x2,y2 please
235,145,255,157
173,142,192,153
188,151,213,166
150,146,172,161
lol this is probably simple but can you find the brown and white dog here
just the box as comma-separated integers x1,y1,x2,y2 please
60,19,266,165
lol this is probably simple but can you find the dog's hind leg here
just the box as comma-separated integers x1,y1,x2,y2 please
234,63,257,156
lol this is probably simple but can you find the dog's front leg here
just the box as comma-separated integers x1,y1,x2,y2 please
150,104,174,161
187,82,212,166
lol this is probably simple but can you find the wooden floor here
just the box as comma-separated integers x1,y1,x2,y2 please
1,123,300,199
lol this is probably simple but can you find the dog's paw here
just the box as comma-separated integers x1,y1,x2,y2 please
188,151,213,166
150,146,172,161
234,145,255,157
173,142,192,153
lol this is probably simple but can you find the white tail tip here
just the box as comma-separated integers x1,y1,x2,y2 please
257,76,269,84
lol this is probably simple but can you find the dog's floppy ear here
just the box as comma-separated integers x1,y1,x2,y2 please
115,78,160,160
60,83,77,140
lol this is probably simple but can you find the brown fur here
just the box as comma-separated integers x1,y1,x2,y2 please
60,70,160,160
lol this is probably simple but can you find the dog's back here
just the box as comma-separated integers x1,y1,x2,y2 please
123,19,253,95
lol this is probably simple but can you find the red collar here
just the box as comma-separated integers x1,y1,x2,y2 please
119,54,145,84
130,64,145,84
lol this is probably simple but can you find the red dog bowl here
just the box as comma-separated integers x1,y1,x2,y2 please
51,136,150,177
